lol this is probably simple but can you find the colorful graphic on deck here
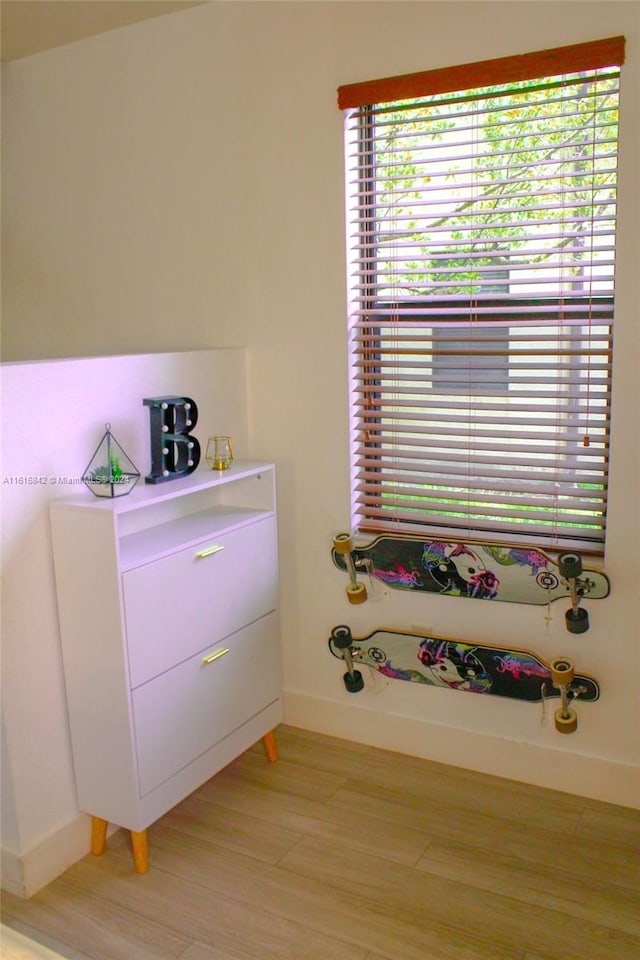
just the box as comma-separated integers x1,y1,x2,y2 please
332,534,609,607
328,627,599,703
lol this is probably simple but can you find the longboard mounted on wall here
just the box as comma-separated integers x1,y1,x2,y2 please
328,625,597,733
332,533,610,632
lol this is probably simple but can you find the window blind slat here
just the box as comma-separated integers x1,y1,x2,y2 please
355,405,610,422
360,420,611,437
355,490,606,520
344,76,621,126
347,177,618,203
355,473,607,501
354,457,608,485
346,119,619,158
356,501,608,529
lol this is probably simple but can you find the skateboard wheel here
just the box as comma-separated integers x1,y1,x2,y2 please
333,533,353,555
550,657,575,686
331,625,353,649
554,706,578,734
565,607,589,633
346,582,367,604
558,552,583,580
344,669,364,693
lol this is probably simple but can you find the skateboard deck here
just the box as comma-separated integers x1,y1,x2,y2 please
332,534,609,606
328,626,599,703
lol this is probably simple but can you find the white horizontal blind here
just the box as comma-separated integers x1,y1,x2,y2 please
344,63,620,552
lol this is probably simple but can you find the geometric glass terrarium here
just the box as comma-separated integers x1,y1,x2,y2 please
82,423,141,498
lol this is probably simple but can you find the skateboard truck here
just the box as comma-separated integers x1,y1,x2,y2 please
549,657,579,733
558,552,589,634
333,533,367,605
330,625,365,693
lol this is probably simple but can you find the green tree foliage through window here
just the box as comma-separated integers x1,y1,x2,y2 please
370,75,618,299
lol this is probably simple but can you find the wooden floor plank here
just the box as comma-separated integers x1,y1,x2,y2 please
259,726,374,772
1,882,190,960
328,784,639,890
363,953,491,960
187,779,434,867
176,942,262,960
142,824,521,960
203,747,348,803
50,851,365,960
576,803,640,849
160,794,301,865
334,760,582,836
278,825,640,960
415,837,640,936
277,725,585,829
2,726,638,960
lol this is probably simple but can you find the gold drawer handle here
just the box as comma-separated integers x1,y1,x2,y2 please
202,647,230,665
196,545,224,559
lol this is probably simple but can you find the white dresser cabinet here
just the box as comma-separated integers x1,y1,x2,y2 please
50,462,282,873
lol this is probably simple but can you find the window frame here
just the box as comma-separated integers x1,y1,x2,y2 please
340,38,625,555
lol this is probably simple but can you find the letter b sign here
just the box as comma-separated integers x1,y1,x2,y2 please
143,396,201,483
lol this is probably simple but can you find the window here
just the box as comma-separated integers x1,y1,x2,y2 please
339,37,625,554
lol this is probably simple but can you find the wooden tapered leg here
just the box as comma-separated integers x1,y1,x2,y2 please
262,729,278,763
92,817,148,874
91,817,108,856
130,829,149,874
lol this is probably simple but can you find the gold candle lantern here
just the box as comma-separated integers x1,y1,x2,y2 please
205,436,234,470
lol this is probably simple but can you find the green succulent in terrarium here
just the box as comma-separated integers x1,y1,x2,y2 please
90,452,124,483
83,424,140,498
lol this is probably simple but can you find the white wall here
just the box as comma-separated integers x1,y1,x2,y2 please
2,1,639,891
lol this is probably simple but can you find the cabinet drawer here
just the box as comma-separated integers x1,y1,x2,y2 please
132,613,280,797
123,516,277,688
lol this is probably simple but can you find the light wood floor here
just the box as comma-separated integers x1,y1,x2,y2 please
2,725,639,960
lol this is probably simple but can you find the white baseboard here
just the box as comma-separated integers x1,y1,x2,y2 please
2,813,98,898
0,848,25,898
284,690,640,809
